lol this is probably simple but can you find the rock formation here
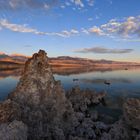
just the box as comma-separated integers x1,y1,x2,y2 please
0,50,139,140
67,86,106,113
0,99,21,123
8,50,76,139
0,120,27,140
123,98,140,130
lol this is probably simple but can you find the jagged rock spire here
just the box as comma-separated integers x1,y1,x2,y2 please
10,50,65,106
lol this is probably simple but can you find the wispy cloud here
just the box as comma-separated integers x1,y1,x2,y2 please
0,19,45,34
0,0,58,10
0,0,95,11
71,0,84,7
1,15,140,40
63,0,95,9
0,19,79,37
87,0,94,6
74,46,133,54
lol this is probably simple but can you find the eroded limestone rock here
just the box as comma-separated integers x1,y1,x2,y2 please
0,120,27,140
67,86,106,113
123,98,140,130
0,99,21,123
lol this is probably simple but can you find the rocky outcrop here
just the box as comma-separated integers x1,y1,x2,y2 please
99,98,140,140
0,99,21,123
0,50,139,140
8,50,76,139
67,86,106,112
123,98,140,130
10,50,61,106
100,119,130,140
0,120,27,140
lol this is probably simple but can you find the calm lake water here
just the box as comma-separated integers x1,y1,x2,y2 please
0,68,140,121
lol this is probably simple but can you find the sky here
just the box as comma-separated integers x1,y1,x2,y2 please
0,0,140,62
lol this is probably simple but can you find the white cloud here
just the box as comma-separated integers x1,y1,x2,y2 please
1,15,140,40
84,16,140,39
0,19,79,37
101,16,140,38
81,28,89,34
60,29,79,37
0,19,41,34
70,0,84,7
71,29,79,34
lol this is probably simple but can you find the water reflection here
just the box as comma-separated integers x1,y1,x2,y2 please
0,68,21,79
0,67,140,119
80,78,132,84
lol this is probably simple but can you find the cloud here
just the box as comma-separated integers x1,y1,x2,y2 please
89,26,105,35
74,46,133,54
87,0,94,6
81,28,90,34
86,16,140,38
0,19,44,34
70,0,84,7
1,15,140,40
55,29,79,37
0,0,95,13
68,0,94,9
0,0,58,10
0,18,79,37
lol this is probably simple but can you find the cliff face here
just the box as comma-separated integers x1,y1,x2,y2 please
0,50,139,140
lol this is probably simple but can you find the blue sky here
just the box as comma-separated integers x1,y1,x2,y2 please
0,0,140,62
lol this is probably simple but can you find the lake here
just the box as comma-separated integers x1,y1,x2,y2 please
0,68,140,121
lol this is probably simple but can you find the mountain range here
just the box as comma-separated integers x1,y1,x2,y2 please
0,52,140,70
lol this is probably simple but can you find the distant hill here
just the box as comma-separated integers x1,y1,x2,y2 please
0,52,28,63
0,53,140,70
50,56,139,67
